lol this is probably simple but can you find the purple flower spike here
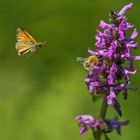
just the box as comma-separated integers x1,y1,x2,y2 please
84,2,140,115
76,3,139,138
119,3,133,15
75,115,95,135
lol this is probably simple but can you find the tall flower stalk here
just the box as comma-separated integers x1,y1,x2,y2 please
75,3,140,140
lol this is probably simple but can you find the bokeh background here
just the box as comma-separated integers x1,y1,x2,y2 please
0,0,140,140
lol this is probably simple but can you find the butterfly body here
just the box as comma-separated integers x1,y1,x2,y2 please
16,27,46,55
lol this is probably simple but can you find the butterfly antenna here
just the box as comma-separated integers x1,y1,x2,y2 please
43,40,47,45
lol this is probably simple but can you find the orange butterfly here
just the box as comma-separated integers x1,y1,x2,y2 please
16,27,47,55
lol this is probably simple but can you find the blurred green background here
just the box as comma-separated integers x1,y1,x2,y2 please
0,0,140,140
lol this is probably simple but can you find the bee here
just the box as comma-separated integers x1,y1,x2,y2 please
16,27,47,55
76,55,98,72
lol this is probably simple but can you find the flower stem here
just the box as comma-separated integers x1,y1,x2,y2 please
94,95,108,140
100,95,108,119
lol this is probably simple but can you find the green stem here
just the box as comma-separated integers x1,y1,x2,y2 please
100,95,108,119
94,95,108,140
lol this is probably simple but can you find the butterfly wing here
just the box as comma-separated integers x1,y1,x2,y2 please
16,42,34,55
16,27,37,44
16,28,37,55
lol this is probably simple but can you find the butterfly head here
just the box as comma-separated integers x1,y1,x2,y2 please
37,40,47,48
36,42,43,48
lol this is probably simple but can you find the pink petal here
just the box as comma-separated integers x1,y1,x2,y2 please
99,20,112,29
119,3,133,15
131,29,138,39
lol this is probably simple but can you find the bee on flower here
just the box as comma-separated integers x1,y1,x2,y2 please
76,55,99,72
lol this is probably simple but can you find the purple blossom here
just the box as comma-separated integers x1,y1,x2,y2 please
110,118,129,135
75,115,95,135
75,115,109,135
75,115,128,136
84,3,140,115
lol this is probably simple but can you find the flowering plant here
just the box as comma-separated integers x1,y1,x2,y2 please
75,3,140,140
